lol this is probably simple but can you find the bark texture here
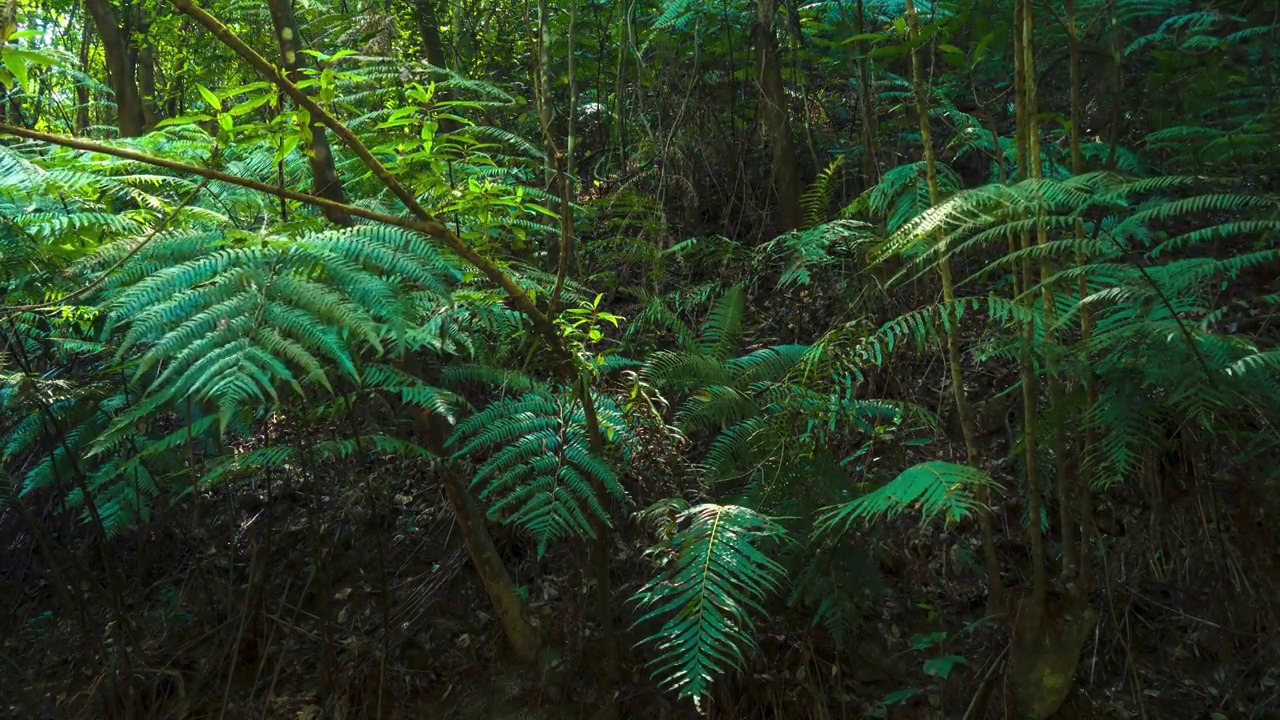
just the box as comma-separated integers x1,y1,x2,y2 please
754,0,803,232
266,0,351,226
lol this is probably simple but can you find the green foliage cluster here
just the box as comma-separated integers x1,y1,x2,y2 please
1,0,1278,714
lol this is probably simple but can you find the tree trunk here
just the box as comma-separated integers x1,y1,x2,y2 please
137,40,159,128
76,16,92,134
416,0,448,69
415,0,457,135
1017,0,1048,610
266,0,351,226
903,0,1004,616
84,0,145,137
1065,0,1097,595
754,0,803,233
535,0,556,187
135,10,159,128
409,404,543,665
854,0,878,185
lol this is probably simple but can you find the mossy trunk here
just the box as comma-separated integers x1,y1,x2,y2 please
1009,596,1097,719
84,0,145,137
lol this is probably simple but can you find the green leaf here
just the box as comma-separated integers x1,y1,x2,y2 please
227,93,272,117
155,114,213,128
2,50,28,92
923,655,967,678
196,83,222,111
814,461,1000,537
883,688,921,705
275,134,301,163
843,32,889,45
3,47,66,68
870,44,910,59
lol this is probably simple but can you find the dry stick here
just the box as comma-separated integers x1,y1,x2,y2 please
961,643,1010,720
341,395,390,718
260,568,316,720
248,575,293,709
219,545,262,720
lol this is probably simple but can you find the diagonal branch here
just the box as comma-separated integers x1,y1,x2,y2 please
0,123,398,227
168,0,556,340
0,122,560,341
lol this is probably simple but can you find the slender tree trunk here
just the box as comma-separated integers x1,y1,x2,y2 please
417,0,448,69
84,0,145,136
137,37,159,128
578,375,620,696
1106,5,1123,170
76,16,92,134
854,0,878,184
1015,0,1047,610
754,0,803,232
565,0,580,275
266,0,351,226
409,404,544,664
416,0,458,135
535,0,555,186
566,0,579,182
614,2,631,166
1065,0,1096,595
1017,0,1074,582
904,0,1004,614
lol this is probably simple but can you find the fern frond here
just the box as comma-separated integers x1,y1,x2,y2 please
633,504,788,705
814,461,999,537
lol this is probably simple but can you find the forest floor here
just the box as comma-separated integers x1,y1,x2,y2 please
5,449,1280,719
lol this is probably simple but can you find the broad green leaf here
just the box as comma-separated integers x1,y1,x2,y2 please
196,83,222,111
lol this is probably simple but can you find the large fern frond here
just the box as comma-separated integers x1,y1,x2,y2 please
633,504,789,705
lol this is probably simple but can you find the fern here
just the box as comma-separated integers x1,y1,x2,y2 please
447,387,629,557
815,461,999,536
633,503,789,705
801,157,843,229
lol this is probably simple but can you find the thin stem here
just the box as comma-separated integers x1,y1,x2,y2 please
904,0,1003,613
